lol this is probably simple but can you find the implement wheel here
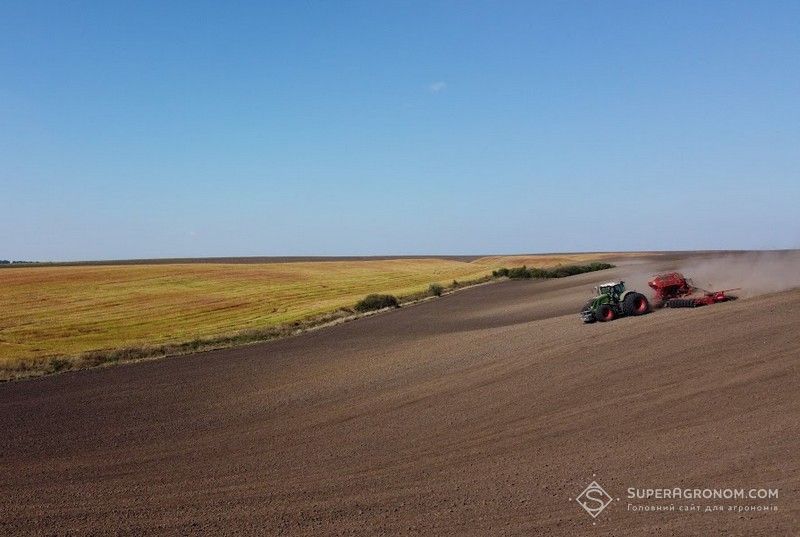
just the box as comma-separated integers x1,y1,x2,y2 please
665,298,697,308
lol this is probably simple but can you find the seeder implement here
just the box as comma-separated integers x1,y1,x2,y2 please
647,272,739,308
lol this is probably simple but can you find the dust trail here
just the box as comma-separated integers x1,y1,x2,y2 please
618,251,800,299
676,251,800,298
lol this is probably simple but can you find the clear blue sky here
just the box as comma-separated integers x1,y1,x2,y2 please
2,1,799,261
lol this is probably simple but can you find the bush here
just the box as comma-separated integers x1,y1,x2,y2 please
354,294,400,312
48,358,71,373
428,283,444,296
504,262,614,279
507,266,532,279
527,267,549,278
492,267,510,278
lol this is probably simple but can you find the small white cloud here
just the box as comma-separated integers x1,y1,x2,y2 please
428,81,447,93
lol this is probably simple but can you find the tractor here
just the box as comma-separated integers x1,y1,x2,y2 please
580,281,650,323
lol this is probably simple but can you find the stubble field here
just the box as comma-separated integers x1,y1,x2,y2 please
0,253,621,377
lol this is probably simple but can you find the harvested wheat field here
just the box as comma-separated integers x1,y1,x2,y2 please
0,253,613,377
1,251,798,535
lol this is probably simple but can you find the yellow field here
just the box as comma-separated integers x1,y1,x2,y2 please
0,254,616,375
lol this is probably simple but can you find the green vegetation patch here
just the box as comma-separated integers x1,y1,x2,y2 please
493,262,614,279
354,294,400,312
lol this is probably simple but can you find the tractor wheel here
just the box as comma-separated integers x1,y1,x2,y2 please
595,304,615,322
622,292,650,316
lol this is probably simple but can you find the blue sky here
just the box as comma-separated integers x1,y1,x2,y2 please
2,1,799,260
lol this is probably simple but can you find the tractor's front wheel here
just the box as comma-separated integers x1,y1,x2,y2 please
622,292,650,316
595,304,615,322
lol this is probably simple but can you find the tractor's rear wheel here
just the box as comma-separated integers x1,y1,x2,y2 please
622,292,650,316
595,304,615,322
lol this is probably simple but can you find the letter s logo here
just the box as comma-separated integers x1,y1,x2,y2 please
576,481,613,518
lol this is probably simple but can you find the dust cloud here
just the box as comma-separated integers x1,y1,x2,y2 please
619,251,800,299
676,251,800,298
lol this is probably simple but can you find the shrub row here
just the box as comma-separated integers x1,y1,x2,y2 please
352,275,491,313
492,262,614,279
352,262,613,314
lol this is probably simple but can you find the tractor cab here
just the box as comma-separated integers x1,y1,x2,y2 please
596,281,625,301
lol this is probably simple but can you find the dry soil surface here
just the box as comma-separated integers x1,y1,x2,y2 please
1,252,798,535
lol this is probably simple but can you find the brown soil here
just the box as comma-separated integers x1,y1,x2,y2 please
1,252,798,535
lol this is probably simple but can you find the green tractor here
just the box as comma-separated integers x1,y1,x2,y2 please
580,281,650,323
